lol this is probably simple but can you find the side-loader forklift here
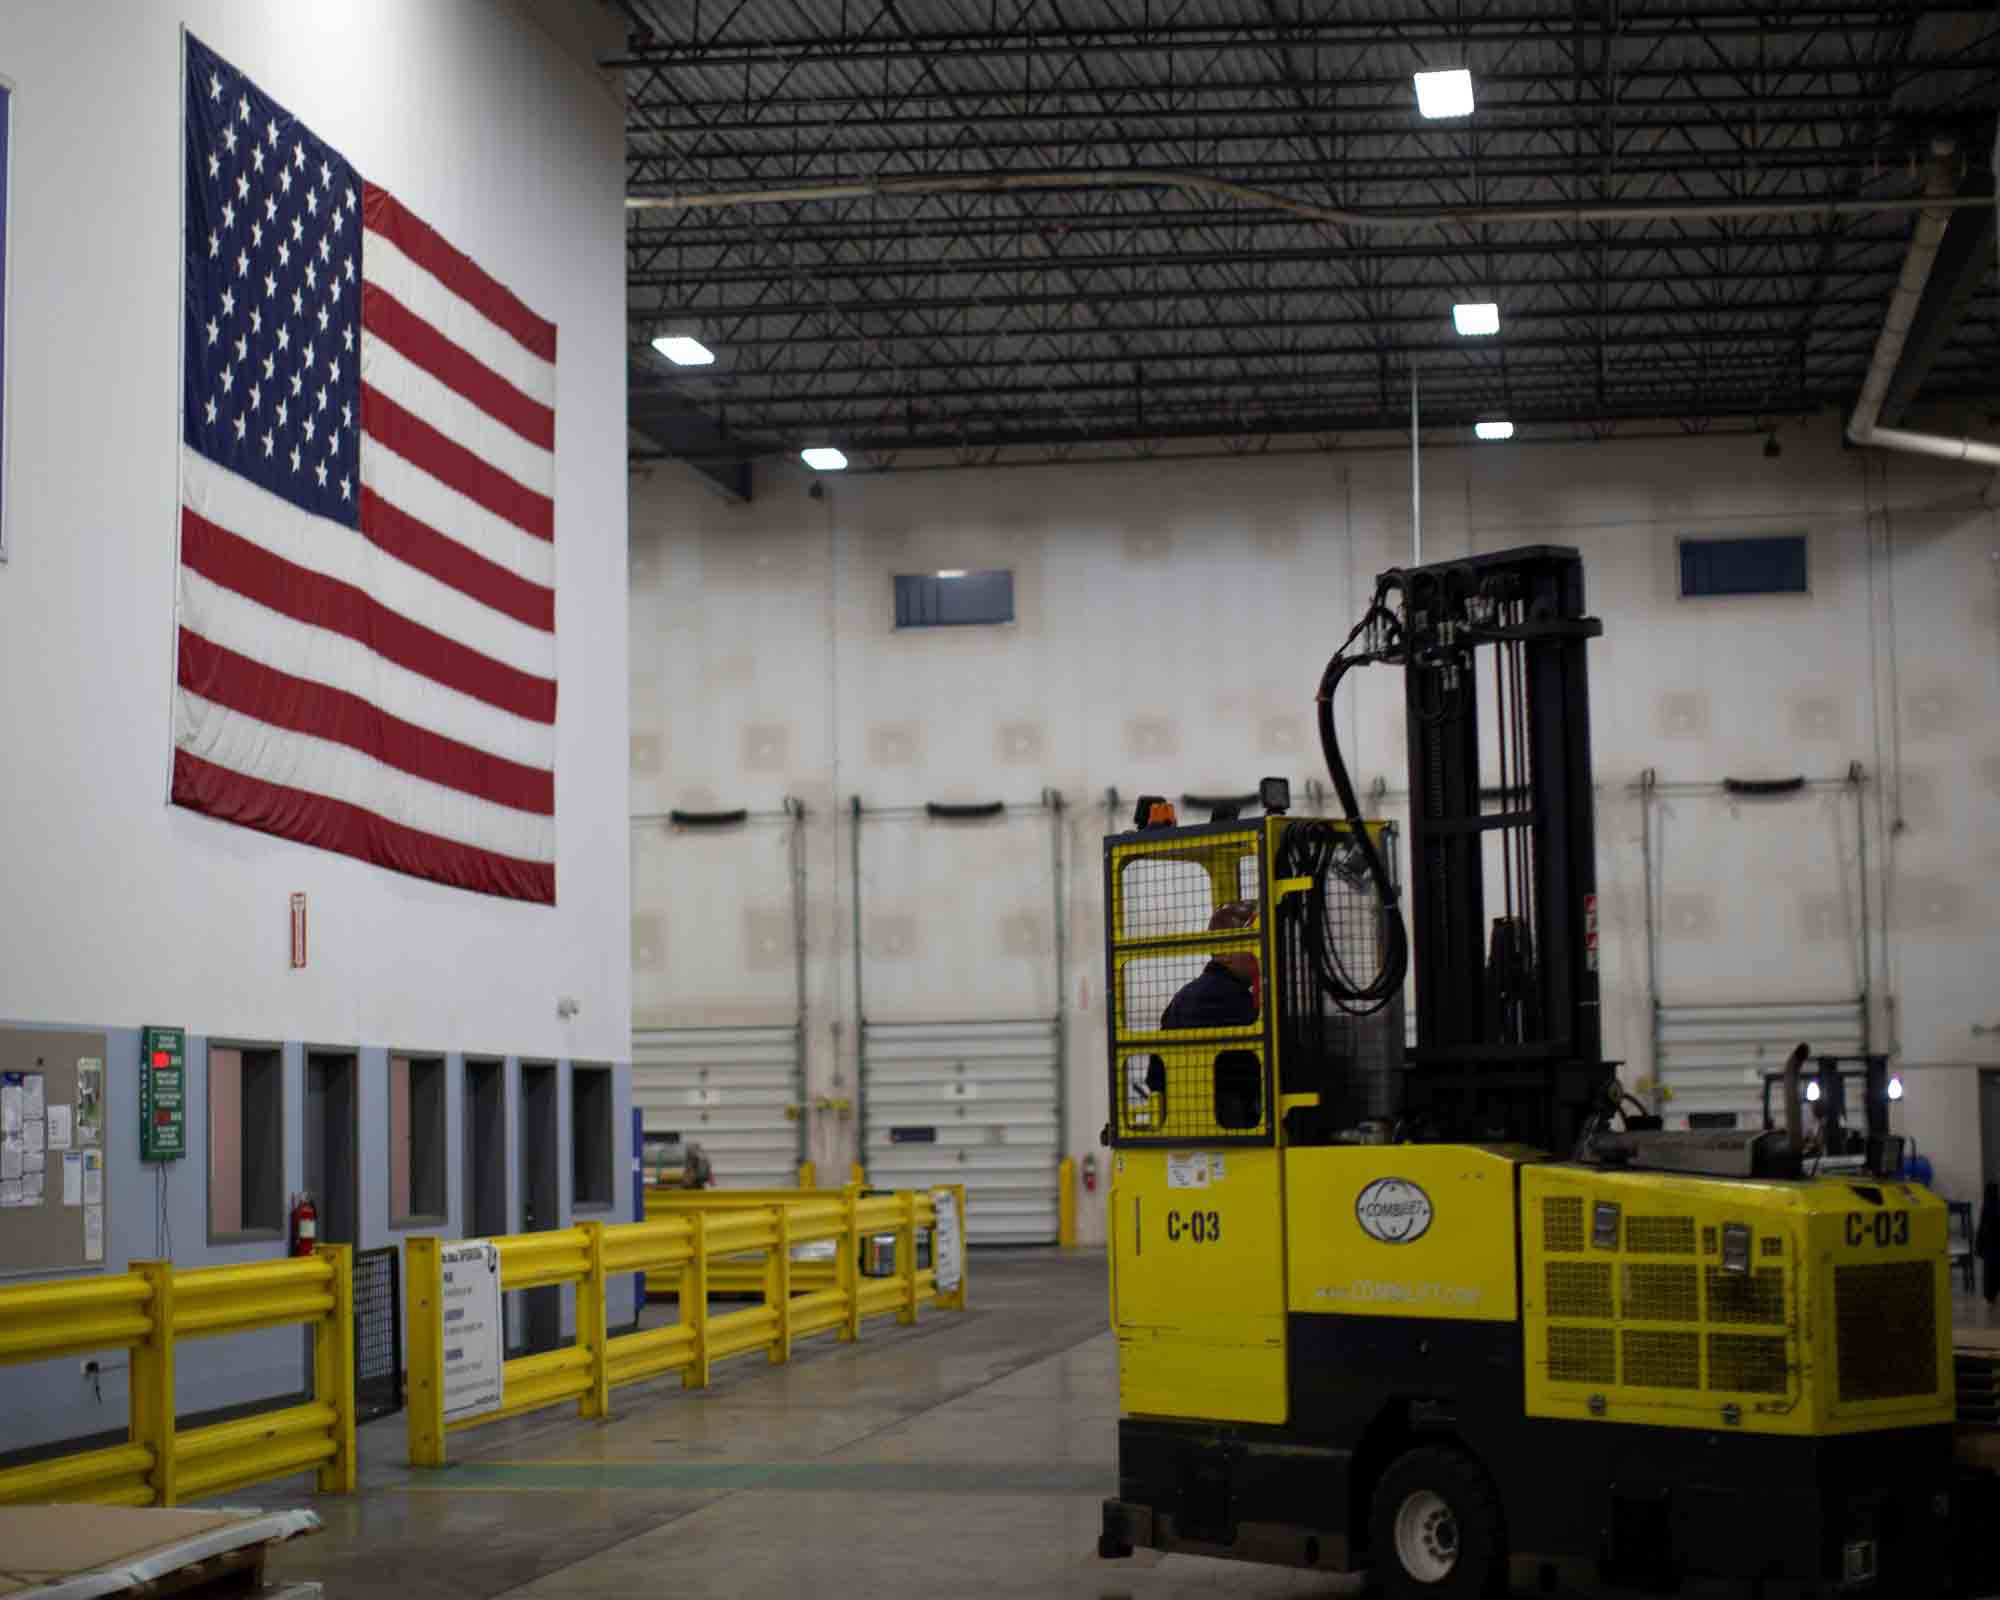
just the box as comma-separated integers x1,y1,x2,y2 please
1098,546,1994,1596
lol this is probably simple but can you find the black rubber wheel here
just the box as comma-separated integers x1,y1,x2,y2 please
1367,1446,1508,1599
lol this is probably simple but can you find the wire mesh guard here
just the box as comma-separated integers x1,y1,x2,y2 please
1109,830,1271,1144
354,1246,403,1422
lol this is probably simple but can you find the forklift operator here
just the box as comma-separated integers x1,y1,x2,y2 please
1160,900,1261,1029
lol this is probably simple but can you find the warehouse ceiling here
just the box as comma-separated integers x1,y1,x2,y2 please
612,2,2000,483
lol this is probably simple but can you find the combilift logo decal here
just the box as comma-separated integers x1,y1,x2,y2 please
1355,1178,1434,1244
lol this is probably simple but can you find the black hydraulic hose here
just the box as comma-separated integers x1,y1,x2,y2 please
1302,613,1410,1015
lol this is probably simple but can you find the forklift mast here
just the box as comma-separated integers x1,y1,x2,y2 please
1331,546,1613,1151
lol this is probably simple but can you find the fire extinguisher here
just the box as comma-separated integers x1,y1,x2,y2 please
1082,1152,1098,1193
289,1191,319,1256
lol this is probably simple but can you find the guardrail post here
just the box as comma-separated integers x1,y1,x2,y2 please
898,1191,919,1326
766,1204,793,1365
850,1162,866,1186
579,1221,610,1420
315,1244,359,1492
798,1159,816,1189
840,1187,861,1342
681,1214,711,1390
405,1237,448,1469
129,1260,177,1506
1058,1156,1077,1247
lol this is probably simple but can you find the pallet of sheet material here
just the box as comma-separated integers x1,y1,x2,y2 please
0,1505,319,1599
1957,1332,2000,1427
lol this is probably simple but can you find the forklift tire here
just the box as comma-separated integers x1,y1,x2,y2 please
1367,1446,1507,1599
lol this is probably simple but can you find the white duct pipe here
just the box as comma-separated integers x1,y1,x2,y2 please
1846,140,2000,471
625,165,1993,232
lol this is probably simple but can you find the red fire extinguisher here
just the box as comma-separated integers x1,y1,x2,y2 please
289,1191,319,1256
1082,1152,1099,1193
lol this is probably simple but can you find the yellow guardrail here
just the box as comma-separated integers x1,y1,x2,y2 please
640,1186,872,1296
0,1248,357,1507
406,1185,967,1468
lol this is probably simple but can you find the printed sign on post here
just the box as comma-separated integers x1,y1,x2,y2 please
440,1240,505,1422
139,1026,187,1162
931,1189,963,1293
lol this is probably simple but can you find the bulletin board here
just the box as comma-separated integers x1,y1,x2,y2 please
0,1029,110,1275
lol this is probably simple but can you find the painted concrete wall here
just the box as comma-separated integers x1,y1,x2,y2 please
0,1,633,1453
630,419,2000,1243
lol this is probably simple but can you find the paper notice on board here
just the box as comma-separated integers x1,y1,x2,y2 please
0,1080,19,1136
62,1153,82,1207
24,1147,43,1174
83,1205,104,1262
23,1074,43,1121
75,1060,102,1146
22,1119,42,1154
0,1141,20,1182
22,1170,42,1204
82,1152,103,1207
46,1105,72,1151
0,1180,20,1207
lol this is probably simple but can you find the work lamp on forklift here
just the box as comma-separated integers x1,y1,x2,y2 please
1259,776,1291,815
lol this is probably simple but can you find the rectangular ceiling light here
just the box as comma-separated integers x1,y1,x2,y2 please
936,568,967,579
652,334,716,366
1474,421,1515,441
1452,302,1501,337
1413,68,1475,119
801,446,849,471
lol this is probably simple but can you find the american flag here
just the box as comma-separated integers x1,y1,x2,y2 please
175,35,557,904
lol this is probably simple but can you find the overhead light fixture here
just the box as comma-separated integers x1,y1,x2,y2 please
1474,420,1515,441
1888,1075,1905,1102
801,446,848,472
1453,301,1501,337
1806,1080,1822,1104
1413,68,1475,119
936,568,967,579
652,334,716,366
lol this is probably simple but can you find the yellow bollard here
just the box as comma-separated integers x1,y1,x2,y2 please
404,1238,447,1469
1058,1156,1077,1248
315,1245,358,1492
129,1261,177,1506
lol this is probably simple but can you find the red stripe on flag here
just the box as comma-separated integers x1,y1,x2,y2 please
360,487,554,633
362,283,556,451
173,749,555,904
362,383,554,541
362,184,558,364
180,506,557,724
179,629,554,816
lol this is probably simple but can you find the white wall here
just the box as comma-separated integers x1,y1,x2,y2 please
0,0,630,1063
630,420,2000,1241
0,1,633,1450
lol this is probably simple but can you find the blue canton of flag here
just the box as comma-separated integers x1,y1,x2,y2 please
183,36,359,528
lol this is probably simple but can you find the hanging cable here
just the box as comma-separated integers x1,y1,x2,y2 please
1288,577,1411,1015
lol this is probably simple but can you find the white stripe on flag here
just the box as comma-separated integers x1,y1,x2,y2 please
176,690,555,862
183,450,554,680
360,334,554,497
179,568,554,771
359,437,556,590
361,230,557,408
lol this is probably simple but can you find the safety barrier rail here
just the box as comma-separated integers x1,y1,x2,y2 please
0,1248,357,1507
407,1185,967,1468
640,1186,880,1296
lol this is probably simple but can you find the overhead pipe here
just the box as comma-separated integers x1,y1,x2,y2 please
1846,139,2000,471
624,166,1993,233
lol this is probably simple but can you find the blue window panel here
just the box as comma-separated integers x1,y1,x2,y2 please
1679,536,1808,598
894,570,1014,627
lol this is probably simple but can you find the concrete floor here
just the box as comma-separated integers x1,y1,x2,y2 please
257,1248,1364,1600
239,1250,2000,1599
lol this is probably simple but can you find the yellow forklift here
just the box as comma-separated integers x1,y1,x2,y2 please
1098,547,1989,1596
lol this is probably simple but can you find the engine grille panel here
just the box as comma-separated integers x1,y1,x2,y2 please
1624,1330,1701,1389
1545,1196,1585,1254
1626,1215,1696,1255
1708,1333,1790,1395
1549,1325,1616,1385
1624,1264,1699,1323
1546,1260,1614,1319
1835,1260,1938,1403
1706,1267,1786,1326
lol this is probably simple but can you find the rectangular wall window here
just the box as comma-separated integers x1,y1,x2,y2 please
209,1044,283,1240
390,1054,447,1227
571,1065,613,1210
894,570,1014,628
1679,535,1808,598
